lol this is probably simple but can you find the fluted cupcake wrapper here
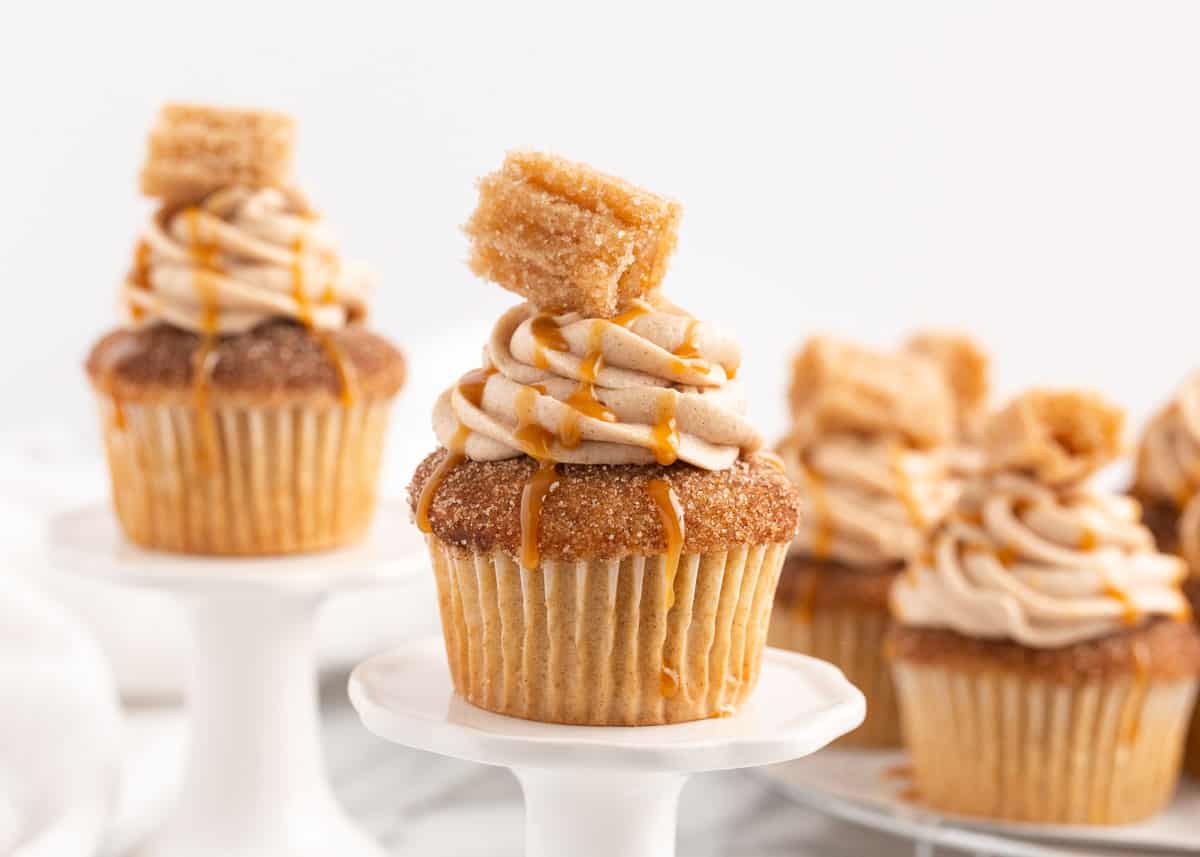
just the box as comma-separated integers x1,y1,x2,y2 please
427,536,789,725
98,397,391,555
892,661,1198,824
768,605,899,747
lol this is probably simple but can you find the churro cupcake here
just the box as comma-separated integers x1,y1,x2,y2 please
408,151,800,726
86,104,405,555
891,390,1200,824
768,336,962,745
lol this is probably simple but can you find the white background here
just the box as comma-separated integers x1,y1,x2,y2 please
3,0,1199,481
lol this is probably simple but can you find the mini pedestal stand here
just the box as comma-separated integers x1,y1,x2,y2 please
350,638,866,857
46,502,428,857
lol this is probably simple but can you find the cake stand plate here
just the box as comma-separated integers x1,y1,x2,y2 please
45,501,429,857
349,638,866,857
758,749,1200,856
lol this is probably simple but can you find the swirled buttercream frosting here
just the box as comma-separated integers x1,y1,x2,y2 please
123,186,370,334
432,300,761,470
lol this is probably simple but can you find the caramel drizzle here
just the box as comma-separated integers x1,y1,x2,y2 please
648,478,685,610
128,239,152,322
530,313,569,369
417,368,500,534
520,461,558,569
650,390,681,465
1104,581,1141,626
1119,641,1150,746
659,667,680,699
799,463,834,559
291,231,355,407
889,444,925,529
1078,527,1098,552
417,423,469,533
186,208,222,470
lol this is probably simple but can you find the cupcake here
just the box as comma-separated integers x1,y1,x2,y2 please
891,390,1200,824
1135,372,1200,776
768,336,963,745
408,150,800,726
86,104,405,555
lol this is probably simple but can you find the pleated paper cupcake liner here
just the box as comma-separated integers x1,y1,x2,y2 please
98,396,392,555
892,660,1198,824
426,535,789,725
768,605,899,747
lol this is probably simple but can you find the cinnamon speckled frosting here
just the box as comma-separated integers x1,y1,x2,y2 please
894,390,1191,648
433,300,761,470
779,337,961,569
124,186,370,334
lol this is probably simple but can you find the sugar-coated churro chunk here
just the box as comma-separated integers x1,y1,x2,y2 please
789,336,955,449
984,389,1124,485
141,103,296,204
905,330,990,439
464,150,682,317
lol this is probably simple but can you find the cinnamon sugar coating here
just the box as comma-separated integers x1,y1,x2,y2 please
904,330,989,437
774,555,902,612
141,103,296,204
464,150,682,317
984,389,1123,485
86,320,405,406
888,618,1200,683
788,336,955,449
408,453,800,561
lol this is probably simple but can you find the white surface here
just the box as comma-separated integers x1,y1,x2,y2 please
350,639,864,857
0,575,121,857
44,505,430,857
762,748,1200,855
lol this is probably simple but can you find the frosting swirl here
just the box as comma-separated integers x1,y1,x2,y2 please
780,434,959,567
892,473,1189,647
1135,371,1200,509
123,186,370,334
432,301,762,469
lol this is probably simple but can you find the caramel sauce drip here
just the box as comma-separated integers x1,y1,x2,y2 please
110,399,127,432
513,386,556,460
611,299,653,329
674,318,704,359
291,235,313,326
288,230,354,406
993,545,1018,568
186,208,222,470
417,423,469,533
791,571,819,624
889,444,925,529
520,460,558,569
1079,527,1098,552
800,464,834,559
128,239,152,322
530,312,569,369
1104,582,1141,626
458,367,496,408
659,667,680,699
647,479,685,610
650,390,681,466
1120,641,1151,746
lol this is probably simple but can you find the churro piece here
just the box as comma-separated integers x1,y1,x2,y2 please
464,150,682,317
984,389,1123,485
141,103,296,204
905,330,990,439
788,336,955,449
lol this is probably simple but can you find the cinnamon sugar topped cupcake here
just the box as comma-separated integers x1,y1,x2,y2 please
87,103,404,555
410,150,799,726
769,335,962,746
891,389,1200,824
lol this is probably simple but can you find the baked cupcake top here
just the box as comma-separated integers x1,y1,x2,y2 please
87,103,403,408
1134,371,1200,511
778,336,961,569
892,389,1191,648
413,150,797,567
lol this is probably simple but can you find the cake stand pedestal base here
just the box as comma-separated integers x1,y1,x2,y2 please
46,502,426,857
349,637,867,857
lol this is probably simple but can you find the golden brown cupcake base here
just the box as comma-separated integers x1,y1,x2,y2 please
891,619,1200,824
768,556,903,747
428,534,788,726
409,453,800,562
87,321,405,406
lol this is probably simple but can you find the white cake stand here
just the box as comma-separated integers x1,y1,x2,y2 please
349,637,866,857
45,501,428,857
